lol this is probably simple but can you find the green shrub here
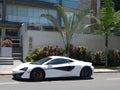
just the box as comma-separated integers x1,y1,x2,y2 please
70,45,92,62
108,49,120,66
25,46,64,62
25,54,34,62
25,45,120,67
91,51,105,66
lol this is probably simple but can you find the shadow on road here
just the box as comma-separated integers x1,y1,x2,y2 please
12,77,94,82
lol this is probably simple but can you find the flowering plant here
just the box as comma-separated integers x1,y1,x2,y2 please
1,39,13,47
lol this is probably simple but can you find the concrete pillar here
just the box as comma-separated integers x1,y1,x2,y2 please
79,0,91,12
91,0,101,32
91,0,97,16
2,0,7,21
1,28,5,40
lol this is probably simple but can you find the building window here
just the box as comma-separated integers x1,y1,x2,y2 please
39,0,58,3
5,1,79,31
39,0,79,8
6,4,57,30
62,0,79,8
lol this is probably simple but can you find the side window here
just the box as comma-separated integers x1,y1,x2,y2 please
47,58,72,65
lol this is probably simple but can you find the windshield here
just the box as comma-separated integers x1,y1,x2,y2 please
31,57,51,65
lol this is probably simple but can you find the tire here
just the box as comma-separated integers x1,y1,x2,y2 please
80,67,92,79
30,69,45,81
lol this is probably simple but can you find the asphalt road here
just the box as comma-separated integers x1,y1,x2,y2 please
0,73,120,90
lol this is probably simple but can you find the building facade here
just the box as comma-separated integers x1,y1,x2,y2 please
0,0,80,59
0,0,100,62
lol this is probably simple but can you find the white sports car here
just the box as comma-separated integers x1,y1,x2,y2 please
13,56,94,81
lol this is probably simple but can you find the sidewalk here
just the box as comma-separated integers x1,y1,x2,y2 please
0,60,23,75
0,60,120,75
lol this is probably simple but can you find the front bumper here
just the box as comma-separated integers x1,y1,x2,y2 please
13,73,24,80
12,70,25,80
13,69,31,80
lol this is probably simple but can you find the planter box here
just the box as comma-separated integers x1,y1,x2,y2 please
1,47,12,57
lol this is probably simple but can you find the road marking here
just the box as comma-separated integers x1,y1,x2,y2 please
0,82,19,85
107,78,120,80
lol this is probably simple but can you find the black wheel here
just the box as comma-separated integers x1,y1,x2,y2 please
80,67,92,79
30,69,45,81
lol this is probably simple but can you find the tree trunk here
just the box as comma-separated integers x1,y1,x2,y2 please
105,34,109,67
105,46,108,67
64,40,70,57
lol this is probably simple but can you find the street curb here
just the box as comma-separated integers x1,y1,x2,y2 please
0,69,120,75
0,72,12,75
94,71,120,73
94,69,120,73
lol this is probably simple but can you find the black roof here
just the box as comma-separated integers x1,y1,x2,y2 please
0,20,22,28
0,0,56,9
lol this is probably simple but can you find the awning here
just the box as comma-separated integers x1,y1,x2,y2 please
5,0,55,9
0,21,22,29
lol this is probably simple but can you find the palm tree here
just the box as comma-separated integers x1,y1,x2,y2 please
86,0,120,66
41,5,88,57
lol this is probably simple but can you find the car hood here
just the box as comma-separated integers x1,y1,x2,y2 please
13,62,46,71
13,62,32,71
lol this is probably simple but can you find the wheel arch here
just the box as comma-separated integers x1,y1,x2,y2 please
80,66,92,78
30,67,46,78
80,66,92,73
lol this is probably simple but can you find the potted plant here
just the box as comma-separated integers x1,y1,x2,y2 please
1,39,13,57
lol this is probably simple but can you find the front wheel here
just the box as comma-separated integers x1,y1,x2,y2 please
30,69,45,81
80,67,92,79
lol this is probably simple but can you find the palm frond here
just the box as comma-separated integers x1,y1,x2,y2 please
54,5,70,31
41,14,66,45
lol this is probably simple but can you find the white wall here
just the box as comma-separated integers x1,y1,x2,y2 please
28,31,64,50
23,31,120,59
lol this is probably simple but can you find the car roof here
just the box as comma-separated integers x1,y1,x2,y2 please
48,56,75,61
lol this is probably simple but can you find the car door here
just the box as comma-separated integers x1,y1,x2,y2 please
45,58,75,78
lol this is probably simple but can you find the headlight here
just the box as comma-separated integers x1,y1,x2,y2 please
20,67,28,71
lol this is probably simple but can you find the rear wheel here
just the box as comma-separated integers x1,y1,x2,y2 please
30,69,45,81
80,67,92,79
